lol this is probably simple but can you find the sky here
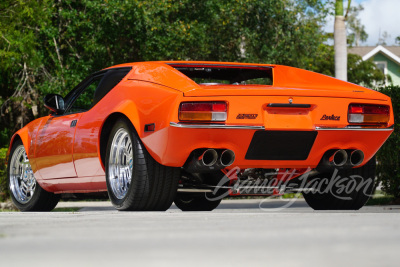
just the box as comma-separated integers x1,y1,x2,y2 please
324,0,400,46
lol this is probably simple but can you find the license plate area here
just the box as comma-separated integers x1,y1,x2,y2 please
245,131,318,160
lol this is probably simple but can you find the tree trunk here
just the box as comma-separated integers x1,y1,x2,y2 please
334,0,347,81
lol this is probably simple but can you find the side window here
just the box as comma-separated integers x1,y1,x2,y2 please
62,67,131,114
93,67,132,106
68,77,102,113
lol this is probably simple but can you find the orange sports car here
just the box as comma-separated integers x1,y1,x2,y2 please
7,61,394,211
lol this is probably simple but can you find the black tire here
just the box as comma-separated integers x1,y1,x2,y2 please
105,118,180,211
174,193,222,211
8,140,60,211
302,156,376,210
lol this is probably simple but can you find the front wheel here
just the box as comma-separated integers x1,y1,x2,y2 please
105,118,180,211
302,156,376,210
8,140,60,211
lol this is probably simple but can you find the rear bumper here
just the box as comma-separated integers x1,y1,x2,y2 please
169,122,265,130
141,122,393,169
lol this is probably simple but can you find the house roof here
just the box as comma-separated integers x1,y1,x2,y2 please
348,45,400,65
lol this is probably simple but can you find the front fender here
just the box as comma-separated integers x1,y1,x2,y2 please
7,117,47,183
8,128,30,160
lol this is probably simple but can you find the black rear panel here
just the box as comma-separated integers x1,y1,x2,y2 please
245,131,318,160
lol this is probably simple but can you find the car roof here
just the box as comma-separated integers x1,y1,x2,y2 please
106,61,277,69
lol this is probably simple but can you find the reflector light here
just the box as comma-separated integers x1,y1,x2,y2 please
179,102,227,122
348,104,390,125
349,106,364,114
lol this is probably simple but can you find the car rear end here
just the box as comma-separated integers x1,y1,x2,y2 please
157,62,393,172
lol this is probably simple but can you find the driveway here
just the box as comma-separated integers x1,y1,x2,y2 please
0,199,399,267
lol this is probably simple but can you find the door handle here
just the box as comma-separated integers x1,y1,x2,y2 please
70,120,78,127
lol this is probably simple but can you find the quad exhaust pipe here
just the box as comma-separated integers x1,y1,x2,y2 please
330,149,348,167
199,149,218,166
185,148,236,172
349,150,364,167
318,149,365,172
220,149,235,167
189,147,364,174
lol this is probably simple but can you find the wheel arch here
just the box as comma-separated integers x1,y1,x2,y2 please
99,112,139,171
7,130,28,162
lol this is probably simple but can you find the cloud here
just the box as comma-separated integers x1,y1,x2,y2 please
357,0,400,45
323,0,400,46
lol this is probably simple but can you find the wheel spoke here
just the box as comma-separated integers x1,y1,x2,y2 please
108,127,133,199
9,146,36,204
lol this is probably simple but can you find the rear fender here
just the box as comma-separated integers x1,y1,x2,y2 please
109,100,141,137
98,80,183,168
98,101,141,171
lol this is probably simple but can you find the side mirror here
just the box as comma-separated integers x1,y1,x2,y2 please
44,94,65,114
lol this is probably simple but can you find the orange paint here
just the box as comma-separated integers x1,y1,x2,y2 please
7,61,393,193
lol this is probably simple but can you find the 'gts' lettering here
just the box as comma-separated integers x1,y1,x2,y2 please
237,114,258,119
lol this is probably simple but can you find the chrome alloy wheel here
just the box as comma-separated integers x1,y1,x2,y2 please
9,146,36,204
108,128,133,199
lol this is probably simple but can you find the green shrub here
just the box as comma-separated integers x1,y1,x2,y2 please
376,85,400,199
0,147,8,201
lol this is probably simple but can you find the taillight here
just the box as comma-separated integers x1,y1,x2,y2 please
348,104,390,124
179,102,227,122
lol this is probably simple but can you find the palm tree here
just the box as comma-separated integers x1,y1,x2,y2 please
334,0,350,81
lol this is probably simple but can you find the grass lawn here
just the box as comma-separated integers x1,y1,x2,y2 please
0,207,80,212
366,195,396,206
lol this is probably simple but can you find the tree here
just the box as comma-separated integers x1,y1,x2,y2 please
241,0,328,68
0,0,54,145
0,0,329,149
378,31,391,46
334,0,350,81
376,85,400,200
347,5,368,46
308,44,386,87
347,54,387,87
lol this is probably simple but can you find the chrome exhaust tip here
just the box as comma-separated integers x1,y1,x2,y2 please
220,149,235,167
332,149,348,167
350,150,364,166
200,149,218,166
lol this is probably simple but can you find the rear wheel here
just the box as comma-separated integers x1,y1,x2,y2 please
174,193,222,211
8,140,60,211
174,171,227,211
105,118,180,211
302,156,376,210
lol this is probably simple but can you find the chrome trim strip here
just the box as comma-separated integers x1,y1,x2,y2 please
316,126,394,131
177,188,213,193
171,123,393,131
170,122,265,130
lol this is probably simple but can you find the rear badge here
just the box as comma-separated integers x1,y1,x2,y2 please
237,114,258,119
320,114,340,121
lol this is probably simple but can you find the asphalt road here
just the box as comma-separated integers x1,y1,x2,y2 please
1,199,399,267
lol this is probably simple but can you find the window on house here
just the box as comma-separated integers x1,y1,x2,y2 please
375,61,387,75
